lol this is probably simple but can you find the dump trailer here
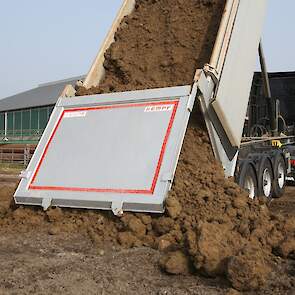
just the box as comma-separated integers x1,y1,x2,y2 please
14,0,293,215
246,70,295,181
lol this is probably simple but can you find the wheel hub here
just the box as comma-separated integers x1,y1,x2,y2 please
244,175,255,199
262,168,272,198
277,162,285,189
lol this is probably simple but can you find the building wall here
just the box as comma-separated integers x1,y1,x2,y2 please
0,105,54,142
245,72,295,137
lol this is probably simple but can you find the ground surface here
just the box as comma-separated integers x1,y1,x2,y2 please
0,233,230,295
0,168,294,295
0,166,228,295
270,186,295,218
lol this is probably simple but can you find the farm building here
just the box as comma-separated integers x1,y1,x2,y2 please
0,76,84,144
1,72,295,145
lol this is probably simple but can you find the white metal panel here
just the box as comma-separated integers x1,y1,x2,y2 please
212,0,268,147
14,86,193,214
31,102,177,191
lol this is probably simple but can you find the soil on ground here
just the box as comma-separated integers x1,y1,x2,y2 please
0,178,294,294
0,0,294,294
0,133,294,294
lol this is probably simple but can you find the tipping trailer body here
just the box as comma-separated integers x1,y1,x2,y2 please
15,0,272,214
81,0,268,176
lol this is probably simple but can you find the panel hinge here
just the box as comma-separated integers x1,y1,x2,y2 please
42,197,52,211
19,170,32,180
203,64,219,85
112,201,124,216
161,172,173,182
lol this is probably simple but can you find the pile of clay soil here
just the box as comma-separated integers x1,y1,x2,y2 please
0,0,294,293
0,130,294,292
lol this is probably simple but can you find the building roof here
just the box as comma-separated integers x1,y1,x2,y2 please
254,71,295,79
268,71,295,79
2,71,294,113
0,75,85,112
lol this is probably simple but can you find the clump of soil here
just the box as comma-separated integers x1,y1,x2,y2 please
0,186,15,217
226,247,272,291
1,0,294,293
159,250,191,274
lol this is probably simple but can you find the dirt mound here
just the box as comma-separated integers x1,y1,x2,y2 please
0,0,294,293
1,129,294,292
154,129,294,292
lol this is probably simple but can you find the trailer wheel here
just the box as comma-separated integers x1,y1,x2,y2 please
238,161,258,199
272,153,286,198
258,157,273,198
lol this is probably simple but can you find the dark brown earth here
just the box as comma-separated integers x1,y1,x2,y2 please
0,132,294,294
0,0,294,294
76,0,225,95
0,175,295,295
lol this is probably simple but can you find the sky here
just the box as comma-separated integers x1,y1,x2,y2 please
0,0,294,98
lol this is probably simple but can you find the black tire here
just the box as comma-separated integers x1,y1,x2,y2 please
257,157,274,198
238,161,258,199
272,153,286,198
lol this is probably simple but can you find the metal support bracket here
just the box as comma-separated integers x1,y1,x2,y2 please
42,197,52,211
196,70,211,103
195,71,238,177
161,172,173,182
112,201,124,216
285,152,292,174
19,170,32,180
203,64,219,85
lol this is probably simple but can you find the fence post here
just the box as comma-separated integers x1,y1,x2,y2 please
24,146,30,167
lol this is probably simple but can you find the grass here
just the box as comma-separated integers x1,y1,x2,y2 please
0,163,23,175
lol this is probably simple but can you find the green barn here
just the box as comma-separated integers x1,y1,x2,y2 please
0,76,83,144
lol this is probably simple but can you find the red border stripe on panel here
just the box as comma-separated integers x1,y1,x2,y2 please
29,100,179,194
